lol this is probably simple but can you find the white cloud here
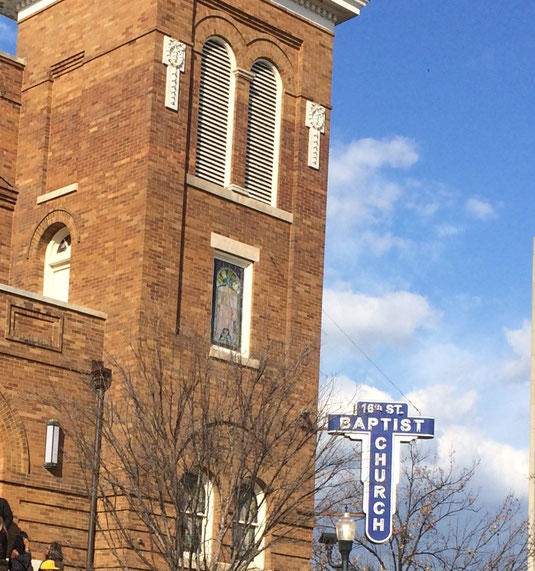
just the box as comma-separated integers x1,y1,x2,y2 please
354,230,412,256
465,196,496,220
406,384,478,425
435,223,463,237
326,137,465,263
438,425,528,500
329,136,419,188
324,381,528,501
323,287,439,352
322,375,392,415
502,320,531,384
328,137,417,230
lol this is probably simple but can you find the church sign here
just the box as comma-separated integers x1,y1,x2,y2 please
328,402,434,543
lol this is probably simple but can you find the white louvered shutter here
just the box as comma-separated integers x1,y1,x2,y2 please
195,39,233,186
245,61,281,205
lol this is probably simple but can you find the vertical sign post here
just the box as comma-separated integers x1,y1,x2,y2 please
329,401,434,544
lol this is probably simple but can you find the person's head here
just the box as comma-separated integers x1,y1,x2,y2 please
40,561,60,570
46,542,63,561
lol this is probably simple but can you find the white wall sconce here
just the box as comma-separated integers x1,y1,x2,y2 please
44,419,61,468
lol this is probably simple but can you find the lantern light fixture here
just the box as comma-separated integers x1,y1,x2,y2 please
44,419,61,468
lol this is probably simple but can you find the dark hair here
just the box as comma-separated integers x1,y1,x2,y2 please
46,542,63,561
11,534,25,554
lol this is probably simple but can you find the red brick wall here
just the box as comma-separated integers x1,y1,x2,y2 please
0,51,23,283
0,286,106,568
4,0,338,568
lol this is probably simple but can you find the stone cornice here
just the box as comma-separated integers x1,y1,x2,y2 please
0,0,60,21
0,0,16,19
1,0,370,25
0,50,25,67
269,0,370,31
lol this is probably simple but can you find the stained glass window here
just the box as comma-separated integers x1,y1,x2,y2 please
211,258,244,350
56,234,71,254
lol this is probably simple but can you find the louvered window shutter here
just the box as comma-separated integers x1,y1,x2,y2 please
245,61,281,205
195,39,233,186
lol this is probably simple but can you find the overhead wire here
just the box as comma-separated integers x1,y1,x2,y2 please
322,308,422,415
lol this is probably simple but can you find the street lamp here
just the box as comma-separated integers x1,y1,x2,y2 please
319,511,357,571
86,360,112,571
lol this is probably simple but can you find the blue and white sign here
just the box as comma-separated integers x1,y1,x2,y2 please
329,402,434,544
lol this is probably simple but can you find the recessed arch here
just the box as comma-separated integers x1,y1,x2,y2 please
244,38,296,96
0,392,30,476
194,15,247,63
27,209,80,260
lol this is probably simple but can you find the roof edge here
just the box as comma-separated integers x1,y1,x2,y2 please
269,0,370,31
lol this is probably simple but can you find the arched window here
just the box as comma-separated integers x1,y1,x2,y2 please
43,227,71,302
232,481,265,568
195,37,235,187
244,60,282,206
180,473,213,557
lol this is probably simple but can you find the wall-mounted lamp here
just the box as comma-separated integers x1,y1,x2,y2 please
44,419,61,468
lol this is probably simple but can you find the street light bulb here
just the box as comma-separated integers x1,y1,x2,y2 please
336,512,356,542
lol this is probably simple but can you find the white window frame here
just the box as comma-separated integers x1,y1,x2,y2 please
210,234,259,360
181,473,214,561
43,226,71,302
233,481,266,570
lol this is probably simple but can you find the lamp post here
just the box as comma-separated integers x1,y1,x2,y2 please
319,511,357,570
86,360,112,571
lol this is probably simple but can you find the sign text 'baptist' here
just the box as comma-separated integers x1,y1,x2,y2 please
329,402,434,544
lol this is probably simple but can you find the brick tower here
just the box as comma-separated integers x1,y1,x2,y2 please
0,0,370,568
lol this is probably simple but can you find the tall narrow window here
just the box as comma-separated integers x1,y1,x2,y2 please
195,38,234,186
211,258,244,351
210,234,258,359
180,473,211,555
232,482,265,568
43,227,71,302
244,60,282,206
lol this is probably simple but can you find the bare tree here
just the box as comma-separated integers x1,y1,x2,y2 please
56,325,349,571
315,444,528,571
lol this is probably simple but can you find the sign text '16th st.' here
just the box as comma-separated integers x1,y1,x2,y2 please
329,402,434,544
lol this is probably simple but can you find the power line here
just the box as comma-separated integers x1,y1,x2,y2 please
322,309,422,415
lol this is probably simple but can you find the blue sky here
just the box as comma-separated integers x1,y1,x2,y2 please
1,0,532,503
323,0,534,504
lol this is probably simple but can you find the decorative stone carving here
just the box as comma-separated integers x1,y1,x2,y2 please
162,36,186,111
306,100,326,170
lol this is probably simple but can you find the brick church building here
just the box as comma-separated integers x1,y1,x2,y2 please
0,0,369,568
